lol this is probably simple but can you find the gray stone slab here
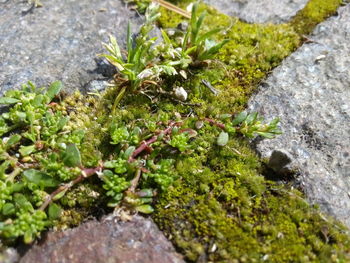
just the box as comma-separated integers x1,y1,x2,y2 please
203,0,308,23
20,215,184,263
0,0,142,96
248,4,350,226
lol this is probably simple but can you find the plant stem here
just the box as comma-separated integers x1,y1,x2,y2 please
111,85,127,114
39,166,103,211
129,168,142,193
129,121,180,162
203,118,226,130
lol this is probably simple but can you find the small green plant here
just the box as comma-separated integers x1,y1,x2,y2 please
0,81,82,243
232,112,281,139
0,83,197,243
101,3,228,109
183,3,229,63
158,2,229,68
204,112,281,146
158,29,193,70
102,119,196,210
100,3,177,112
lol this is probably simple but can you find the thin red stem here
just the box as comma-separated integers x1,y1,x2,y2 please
203,118,226,130
39,166,103,211
129,121,181,162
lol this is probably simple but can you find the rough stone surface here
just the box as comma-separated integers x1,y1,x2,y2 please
0,247,20,263
203,0,308,23
0,0,143,96
248,4,350,226
20,215,184,263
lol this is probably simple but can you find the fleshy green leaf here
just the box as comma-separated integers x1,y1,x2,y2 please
52,189,68,201
19,145,36,156
5,134,21,149
48,203,62,220
217,131,229,146
199,39,229,60
46,81,63,101
0,97,19,104
15,111,26,121
135,204,154,214
23,169,59,188
245,112,258,125
32,94,44,107
61,144,82,167
232,112,248,126
24,230,34,244
0,161,11,177
124,146,136,159
14,193,34,212
2,203,15,216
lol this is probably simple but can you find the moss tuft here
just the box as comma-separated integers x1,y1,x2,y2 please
151,1,350,261
57,1,349,260
158,3,300,116
290,0,343,35
22,0,348,260
154,137,350,262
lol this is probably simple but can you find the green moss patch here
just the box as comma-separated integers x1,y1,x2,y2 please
151,0,350,261
154,136,350,261
59,0,350,261
1,0,349,261
290,0,343,35
158,3,300,116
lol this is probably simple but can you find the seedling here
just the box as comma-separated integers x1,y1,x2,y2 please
100,4,177,112
205,112,282,146
101,2,229,110
185,3,230,63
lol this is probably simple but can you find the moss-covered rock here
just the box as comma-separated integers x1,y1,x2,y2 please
154,136,350,261
2,0,347,260
53,0,350,260
56,0,349,260
290,0,343,35
150,0,350,261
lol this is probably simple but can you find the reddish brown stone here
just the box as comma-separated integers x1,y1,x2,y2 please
20,215,184,263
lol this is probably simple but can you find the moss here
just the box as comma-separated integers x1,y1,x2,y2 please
154,135,350,262
290,0,343,35
43,0,350,261
44,91,113,228
151,1,350,262
158,3,300,116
